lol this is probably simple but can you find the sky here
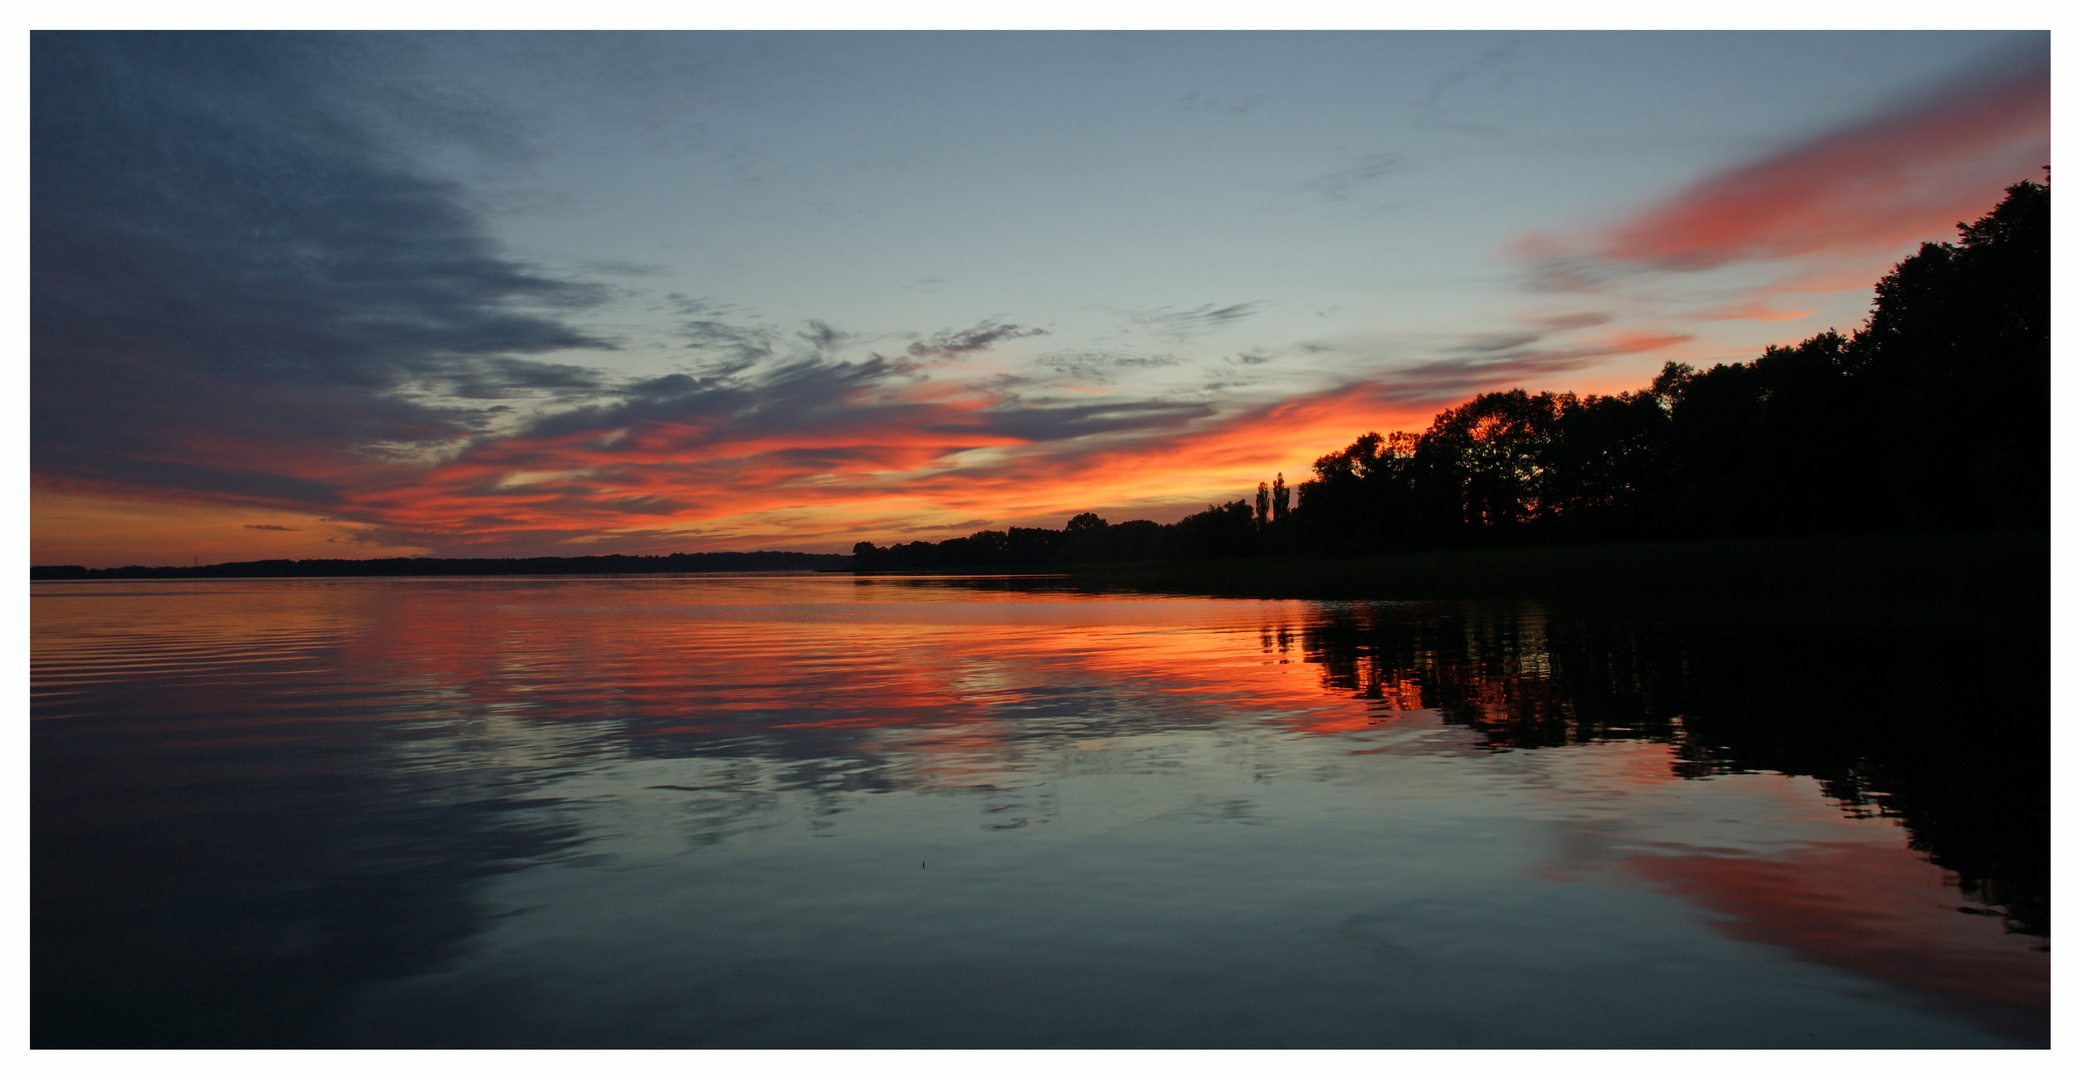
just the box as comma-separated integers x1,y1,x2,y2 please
28,29,2051,566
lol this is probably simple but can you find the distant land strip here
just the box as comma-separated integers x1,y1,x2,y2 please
30,552,853,580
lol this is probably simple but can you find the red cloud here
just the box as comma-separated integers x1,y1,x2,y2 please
1529,56,2047,273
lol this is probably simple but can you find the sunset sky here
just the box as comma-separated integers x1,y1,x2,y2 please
30,30,2050,566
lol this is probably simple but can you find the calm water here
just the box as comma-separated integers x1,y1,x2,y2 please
31,574,2047,1047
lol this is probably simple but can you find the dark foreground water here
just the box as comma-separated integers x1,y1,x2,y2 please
31,574,2047,1047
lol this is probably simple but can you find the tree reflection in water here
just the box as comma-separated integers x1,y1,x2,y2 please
1294,600,2047,940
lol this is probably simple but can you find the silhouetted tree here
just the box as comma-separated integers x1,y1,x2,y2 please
1860,177,2048,529
1166,500,1257,559
1059,513,1111,563
1413,389,1562,541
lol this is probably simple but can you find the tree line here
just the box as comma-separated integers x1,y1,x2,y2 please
852,178,2047,570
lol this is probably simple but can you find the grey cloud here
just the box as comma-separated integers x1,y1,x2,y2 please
519,351,920,444
1039,351,1183,383
1451,332,1543,355
495,311,1186,467
799,320,847,350
1128,302,1259,341
663,293,754,318
1446,313,1611,356
52,452,344,507
1371,335,1684,412
581,258,672,276
243,524,297,531
32,32,612,506
1523,256,1626,293
336,33,779,172
965,399,1215,443
1414,37,1530,134
1537,312,1613,332
1302,152,1403,202
1394,351,1604,393
322,34,558,169
442,357,610,400
486,344,1211,475
906,321,1047,359
682,319,779,367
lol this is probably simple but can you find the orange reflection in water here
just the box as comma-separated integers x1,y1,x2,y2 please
36,580,1444,792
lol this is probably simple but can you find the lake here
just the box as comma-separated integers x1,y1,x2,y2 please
30,573,2048,1047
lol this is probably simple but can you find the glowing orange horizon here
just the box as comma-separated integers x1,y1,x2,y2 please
10,335,1825,569
32,371,1457,565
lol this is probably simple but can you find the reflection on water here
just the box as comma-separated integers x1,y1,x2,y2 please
31,575,2047,1047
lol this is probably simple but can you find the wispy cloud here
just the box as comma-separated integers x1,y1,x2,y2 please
1413,37,1529,135
1126,302,1259,342
1517,44,2048,278
906,321,1048,360
581,258,672,277
1302,152,1403,203
1038,351,1184,384
681,318,780,367
1444,313,1612,355
1382,331,1691,400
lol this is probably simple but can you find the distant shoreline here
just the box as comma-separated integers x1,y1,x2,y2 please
31,532,2047,620
30,551,852,580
